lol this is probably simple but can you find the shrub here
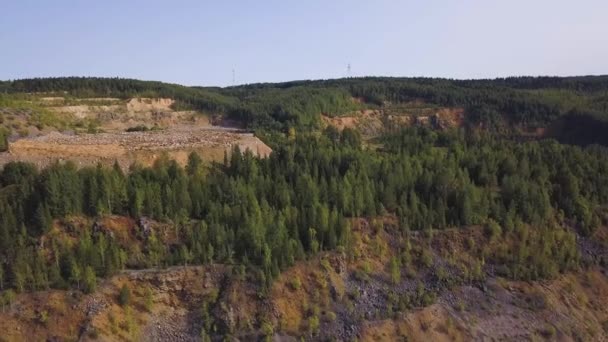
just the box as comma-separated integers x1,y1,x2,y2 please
320,258,332,273
126,125,154,132
261,321,274,340
289,276,301,291
485,219,502,240
144,287,153,312
38,310,49,325
390,257,401,284
352,269,370,283
540,324,556,338
524,289,548,311
308,315,320,335
421,248,433,268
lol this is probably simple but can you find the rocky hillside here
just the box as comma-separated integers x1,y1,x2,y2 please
0,216,606,341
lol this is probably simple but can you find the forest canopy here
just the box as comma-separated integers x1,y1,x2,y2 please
4,76,608,131
0,127,605,293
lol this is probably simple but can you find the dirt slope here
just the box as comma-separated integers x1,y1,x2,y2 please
321,104,465,137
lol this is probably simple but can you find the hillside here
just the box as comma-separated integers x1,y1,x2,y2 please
0,94,270,170
3,76,608,140
0,76,608,341
1,217,607,341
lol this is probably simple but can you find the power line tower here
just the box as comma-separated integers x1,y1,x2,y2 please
347,63,351,77
232,68,236,85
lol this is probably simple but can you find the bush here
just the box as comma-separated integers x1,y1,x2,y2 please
352,269,370,283
308,315,320,335
420,248,433,268
540,324,556,338
261,321,274,339
144,287,153,312
38,310,49,325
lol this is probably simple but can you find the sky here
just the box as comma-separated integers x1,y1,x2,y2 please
1,0,607,87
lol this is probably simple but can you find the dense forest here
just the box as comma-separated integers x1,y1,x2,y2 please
3,76,608,134
0,126,606,294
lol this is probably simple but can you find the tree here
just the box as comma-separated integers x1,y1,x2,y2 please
33,203,52,234
119,284,131,307
144,287,153,312
83,266,97,293
179,245,192,267
340,127,361,149
390,257,401,285
186,152,203,176
1,289,16,312
70,261,82,290
0,128,8,152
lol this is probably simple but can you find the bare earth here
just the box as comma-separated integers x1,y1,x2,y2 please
0,126,271,170
0,97,271,169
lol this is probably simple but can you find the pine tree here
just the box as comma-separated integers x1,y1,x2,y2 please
83,266,97,293
70,261,82,290
390,257,401,285
119,284,131,307
186,152,203,176
0,128,8,152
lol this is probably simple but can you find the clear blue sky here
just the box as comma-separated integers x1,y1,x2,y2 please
1,0,607,86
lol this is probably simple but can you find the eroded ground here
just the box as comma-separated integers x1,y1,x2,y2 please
0,97,271,169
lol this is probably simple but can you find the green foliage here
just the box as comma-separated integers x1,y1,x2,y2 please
308,315,320,336
9,75,608,133
37,309,49,325
83,266,97,293
1,289,16,311
261,321,274,341
227,86,357,130
0,127,8,152
118,284,131,307
289,276,302,291
393,282,437,311
144,287,153,312
390,257,401,284
484,219,502,240
0,124,605,294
